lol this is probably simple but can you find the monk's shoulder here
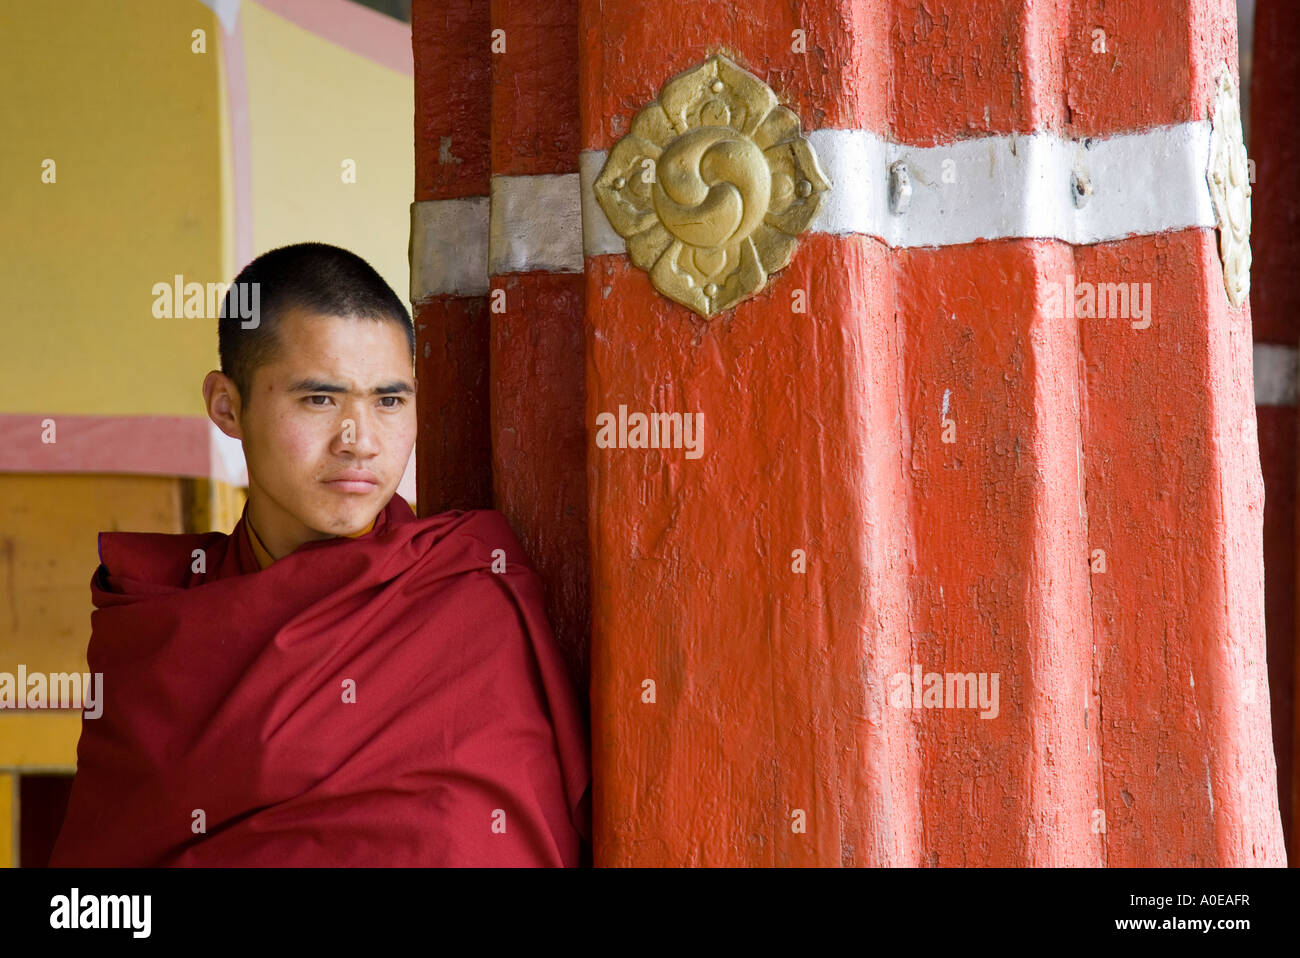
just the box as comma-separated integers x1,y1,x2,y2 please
406,507,537,575
96,527,236,591
400,510,552,648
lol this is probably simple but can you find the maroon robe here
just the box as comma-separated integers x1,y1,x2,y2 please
49,494,590,867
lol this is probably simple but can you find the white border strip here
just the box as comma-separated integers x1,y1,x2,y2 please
413,121,1218,296
1254,344,1298,407
208,421,248,487
810,123,1214,247
490,173,584,275
411,197,490,299
583,123,1216,254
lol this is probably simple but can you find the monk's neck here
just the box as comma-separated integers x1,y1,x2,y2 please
244,497,379,568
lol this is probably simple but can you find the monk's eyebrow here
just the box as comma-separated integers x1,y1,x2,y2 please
287,378,348,393
286,378,414,395
372,382,415,395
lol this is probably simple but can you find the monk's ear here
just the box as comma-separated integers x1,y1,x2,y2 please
203,370,244,440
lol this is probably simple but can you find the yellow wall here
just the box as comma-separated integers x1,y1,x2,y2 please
0,0,413,419
0,475,189,863
0,0,226,418
0,474,243,863
0,475,185,676
0,0,411,864
243,1,413,309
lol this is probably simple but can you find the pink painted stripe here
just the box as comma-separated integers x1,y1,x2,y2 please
254,0,413,76
220,5,254,271
0,415,211,477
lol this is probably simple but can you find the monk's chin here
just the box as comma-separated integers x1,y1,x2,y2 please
309,496,384,534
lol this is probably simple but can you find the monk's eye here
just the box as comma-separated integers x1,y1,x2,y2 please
379,396,405,408
305,395,333,407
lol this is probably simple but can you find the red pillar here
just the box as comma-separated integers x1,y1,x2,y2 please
413,0,1286,866
488,0,590,696
578,0,1283,865
580,0,919,867
412,1,590,691
412,3,492,513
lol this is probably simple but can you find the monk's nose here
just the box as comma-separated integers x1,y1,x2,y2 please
335,407,381,456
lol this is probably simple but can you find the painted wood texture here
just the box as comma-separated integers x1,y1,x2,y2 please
412,0,1287,865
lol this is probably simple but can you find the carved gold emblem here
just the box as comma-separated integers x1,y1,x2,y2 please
594,53,831,317
1207,64,1251,308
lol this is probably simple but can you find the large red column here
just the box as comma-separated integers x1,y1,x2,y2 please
578,0,1284,865
412,0,1286,866
579,2,918,868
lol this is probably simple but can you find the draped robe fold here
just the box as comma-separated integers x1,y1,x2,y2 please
49,494,591,867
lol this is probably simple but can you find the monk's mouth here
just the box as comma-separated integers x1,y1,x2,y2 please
323,479,380,494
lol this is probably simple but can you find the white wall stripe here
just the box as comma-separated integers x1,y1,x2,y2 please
583,123,1216,254
489,174,585,275
1253,343,1298,407
410,197,490,299
196,0,242,35
412,121,1221,296
811,123,1215,247
209,421,248,487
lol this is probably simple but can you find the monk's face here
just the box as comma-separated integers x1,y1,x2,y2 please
212,306,416,555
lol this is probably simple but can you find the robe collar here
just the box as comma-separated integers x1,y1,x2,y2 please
242,504,384,571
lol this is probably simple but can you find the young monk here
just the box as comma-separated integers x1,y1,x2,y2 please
49,243,591,867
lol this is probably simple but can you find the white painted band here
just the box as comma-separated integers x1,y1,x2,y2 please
412,121,1220,296
583,123,1216,254
489,173,584,275
410,197,490,299
811,123,1215,247
1253,343,1298,407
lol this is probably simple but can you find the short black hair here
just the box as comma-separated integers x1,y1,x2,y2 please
218,242,414,403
